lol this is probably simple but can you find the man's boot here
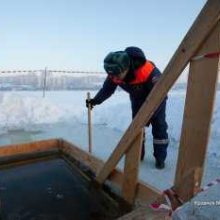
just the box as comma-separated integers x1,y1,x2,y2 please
155,160,165,169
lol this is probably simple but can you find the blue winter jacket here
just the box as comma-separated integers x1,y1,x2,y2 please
94,64,163,118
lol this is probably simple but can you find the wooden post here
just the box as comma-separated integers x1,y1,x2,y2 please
122,129,143,204
96,1,220,184
174,22,220,202
87,92,92,153
42,67,47,98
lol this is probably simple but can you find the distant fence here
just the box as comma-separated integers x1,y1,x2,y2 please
0,69,106,96
0,70,104,74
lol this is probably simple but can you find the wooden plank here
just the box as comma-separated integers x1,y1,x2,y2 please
117,206,170,220
0,150,59,169
0,139,59,158
61,140,103,173
135,181,163,205
174,22,220,202
122,130,143,204
60,139,161,204
174,167,203,201
96,0,220,184
87,92,92,153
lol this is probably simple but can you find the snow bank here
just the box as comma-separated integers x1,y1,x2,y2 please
0,92,76,133
0,90,219,148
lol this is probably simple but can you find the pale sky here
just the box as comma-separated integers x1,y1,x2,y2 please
0,0,206,81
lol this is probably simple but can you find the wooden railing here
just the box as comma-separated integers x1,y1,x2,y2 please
95,0,220,206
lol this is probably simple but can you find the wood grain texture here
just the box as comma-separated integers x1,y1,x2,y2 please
96,0,220,184
122,130,143,204
0,139,59,157
61,139,161,205
174,22,220,201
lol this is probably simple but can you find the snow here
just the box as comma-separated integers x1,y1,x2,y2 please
173,183,220,220
0,93,67,129
0,89,220,211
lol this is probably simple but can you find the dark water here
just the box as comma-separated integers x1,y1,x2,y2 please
0,158,122,220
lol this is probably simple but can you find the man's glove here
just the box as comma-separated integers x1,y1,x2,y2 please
86,98,96,109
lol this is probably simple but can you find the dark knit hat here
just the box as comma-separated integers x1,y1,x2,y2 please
104,51,130,76
125,46,146,61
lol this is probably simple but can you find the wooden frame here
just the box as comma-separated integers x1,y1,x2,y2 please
96,0,220,186
61,139,161,205
0,138,169,218
174,21,220,202
1,0,220,218
0,138,161,206
0,139,59,158
122,130,143,204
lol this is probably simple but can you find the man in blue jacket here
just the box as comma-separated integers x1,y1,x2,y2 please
86,47,168,169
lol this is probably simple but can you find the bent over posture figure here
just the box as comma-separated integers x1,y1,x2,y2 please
86,47,169,169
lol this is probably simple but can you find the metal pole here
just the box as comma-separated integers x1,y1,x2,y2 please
42,67,47,98
87,92,92,153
